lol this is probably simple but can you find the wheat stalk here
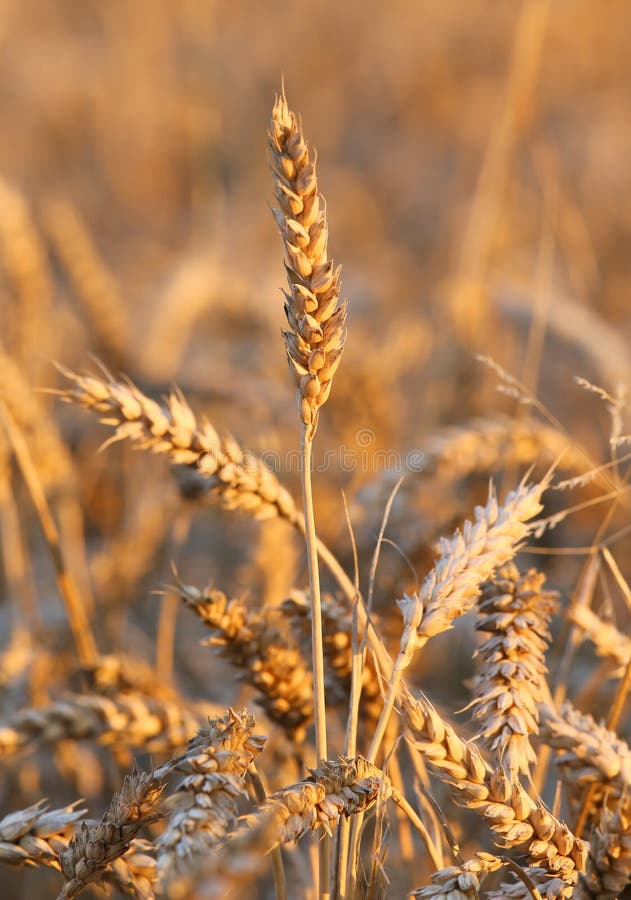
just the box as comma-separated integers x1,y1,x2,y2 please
281,590,382,722
269,88,349,895
468,563,557,778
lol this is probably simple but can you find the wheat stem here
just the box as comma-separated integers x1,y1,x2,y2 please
301,427,330,898
0,401,97,666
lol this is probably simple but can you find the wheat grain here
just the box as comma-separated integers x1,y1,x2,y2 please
0,801,86,868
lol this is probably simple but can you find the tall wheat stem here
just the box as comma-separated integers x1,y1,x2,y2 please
301,426,331,898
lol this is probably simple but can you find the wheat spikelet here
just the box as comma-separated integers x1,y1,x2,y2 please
176,580,313,741
411,853,504,898
402,693,586,885
0,801,86,868
104,839,156,900
43,199,129,366
469,563,557,778
487,868,575,898
574,795,631,899
0,692,220,759
57,770,165,899
567,604,631,671
269,90,346,436
540,702,631,797
156,709,266,882
57,368,298,522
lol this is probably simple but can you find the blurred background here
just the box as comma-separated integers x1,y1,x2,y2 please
0,0,630,895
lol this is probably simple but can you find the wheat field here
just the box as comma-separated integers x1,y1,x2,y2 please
0,1,630,898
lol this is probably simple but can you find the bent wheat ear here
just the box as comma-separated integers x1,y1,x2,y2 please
57,368,298,522
269,90,346,437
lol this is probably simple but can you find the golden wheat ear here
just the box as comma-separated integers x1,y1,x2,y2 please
268,89,346,439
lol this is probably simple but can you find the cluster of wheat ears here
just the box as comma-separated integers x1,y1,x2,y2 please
0,87,630,900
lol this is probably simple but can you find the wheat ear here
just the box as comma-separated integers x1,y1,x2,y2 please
270,88,348,896
402,692,586,886
57,770,165,899
0,801,86,868
367,479,546,766
469,563,556,778
540,702,631,800
268,89,346,436
0,692,220,759
156,709,266,883
574,795,631,899
412,853,505,898
166,757,384,900
57,367,298,522
176,580,313,741
567,603,631,671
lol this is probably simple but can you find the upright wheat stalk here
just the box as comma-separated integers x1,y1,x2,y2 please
269,88,347,898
